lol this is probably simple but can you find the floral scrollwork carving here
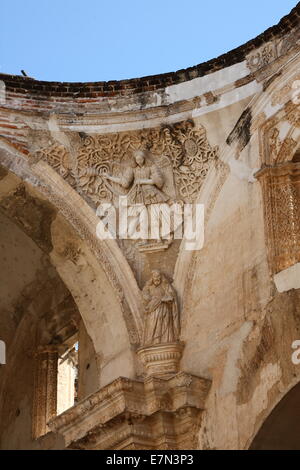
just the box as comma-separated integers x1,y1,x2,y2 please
32,120,219,206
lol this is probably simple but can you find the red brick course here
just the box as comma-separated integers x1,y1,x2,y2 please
0,3,299,102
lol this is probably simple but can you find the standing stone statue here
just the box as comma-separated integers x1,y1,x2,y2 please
142,270,180,346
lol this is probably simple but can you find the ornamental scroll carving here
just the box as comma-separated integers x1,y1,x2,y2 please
32,120,219,206
246,43,277,73
256,163,300,274
268,127,298,164
261,103,300,166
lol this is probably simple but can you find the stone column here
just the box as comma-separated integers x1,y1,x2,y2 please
32,346,58,439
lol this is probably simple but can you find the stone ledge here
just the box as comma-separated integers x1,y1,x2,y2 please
49,372,212,450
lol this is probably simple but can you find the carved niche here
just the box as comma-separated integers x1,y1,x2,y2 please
256,106,300,274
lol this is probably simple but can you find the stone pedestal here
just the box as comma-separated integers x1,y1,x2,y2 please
137,342,184,378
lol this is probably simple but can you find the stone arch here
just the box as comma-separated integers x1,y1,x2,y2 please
237,290,300,450
249,380,300,450
192,286,300,450
0,142,143,380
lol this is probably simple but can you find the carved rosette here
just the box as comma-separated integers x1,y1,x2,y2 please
137,342,185,378
49,373,211,450
246,42,277,73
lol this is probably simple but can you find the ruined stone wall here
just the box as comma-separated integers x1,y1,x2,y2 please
0,3,299,450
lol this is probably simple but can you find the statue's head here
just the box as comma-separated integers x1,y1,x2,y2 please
151,270,161,286
133,150,146,167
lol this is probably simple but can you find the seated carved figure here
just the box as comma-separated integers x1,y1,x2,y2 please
142,270,180,346
106,150,174,241
105,150,169,206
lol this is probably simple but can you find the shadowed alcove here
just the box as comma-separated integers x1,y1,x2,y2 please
251,382,300,450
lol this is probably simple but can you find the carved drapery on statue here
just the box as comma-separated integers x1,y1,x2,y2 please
142,270,180,346
138,270,183,378
92,149,176,247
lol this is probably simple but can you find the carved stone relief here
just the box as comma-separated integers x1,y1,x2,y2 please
268,126,298,164
246,43,278,73
280,27,300,56
259,105,300,166
31,120,219,287
257,111,300,274
32,120,219,206
271,74,300,107
256,162,300,274
284,101,300,128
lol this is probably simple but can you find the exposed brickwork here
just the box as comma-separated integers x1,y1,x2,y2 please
0,3,299,101
0,110,29,154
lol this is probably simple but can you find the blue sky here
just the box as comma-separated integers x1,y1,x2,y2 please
0,0,297,82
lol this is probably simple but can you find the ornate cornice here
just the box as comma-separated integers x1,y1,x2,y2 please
49,372,212,450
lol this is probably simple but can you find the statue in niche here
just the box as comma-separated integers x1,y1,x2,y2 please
142,270,180,346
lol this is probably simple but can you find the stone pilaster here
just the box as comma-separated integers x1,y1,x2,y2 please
256,161,300,274
32,346,58,439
